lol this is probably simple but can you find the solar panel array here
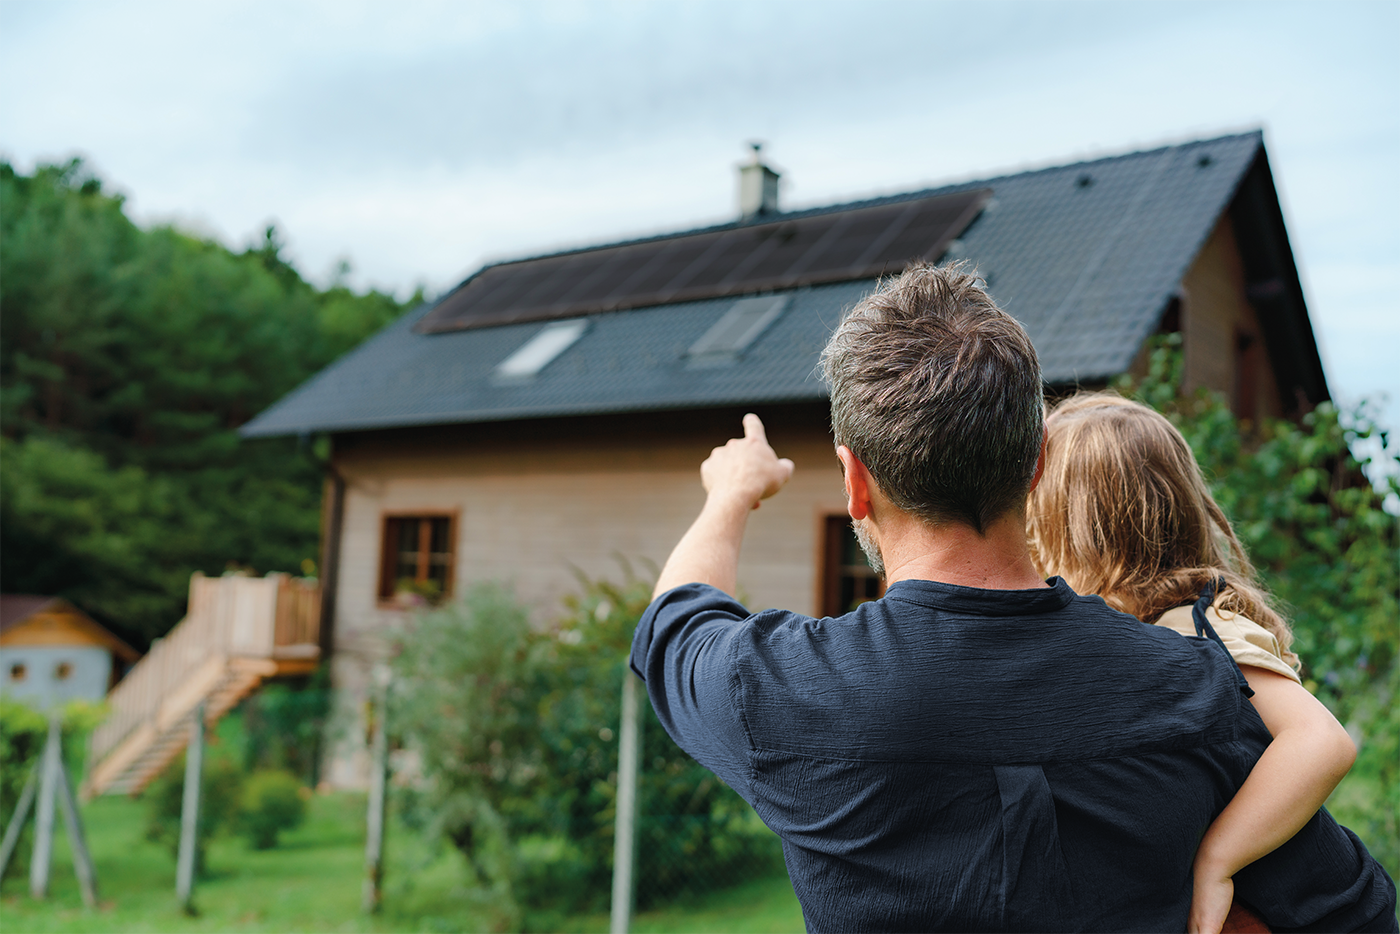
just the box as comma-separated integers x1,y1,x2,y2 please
416,187,992,334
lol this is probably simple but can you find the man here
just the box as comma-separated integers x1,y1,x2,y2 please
630,264,1395,932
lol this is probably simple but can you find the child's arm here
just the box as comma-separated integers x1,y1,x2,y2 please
1188,667,1357,934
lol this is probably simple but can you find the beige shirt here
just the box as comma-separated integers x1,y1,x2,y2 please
1154,604,1300,683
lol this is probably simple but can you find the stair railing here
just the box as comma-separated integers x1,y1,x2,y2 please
88,573,314,773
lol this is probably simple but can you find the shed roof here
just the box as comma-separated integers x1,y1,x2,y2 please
0,595,141,662
1,595,55,634
242,131,1297,438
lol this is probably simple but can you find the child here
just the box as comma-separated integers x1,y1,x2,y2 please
1026,392,1357,934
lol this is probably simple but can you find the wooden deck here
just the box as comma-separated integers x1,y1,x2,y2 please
83,572,320,798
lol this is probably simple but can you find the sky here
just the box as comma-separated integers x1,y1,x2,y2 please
2,0,1397,426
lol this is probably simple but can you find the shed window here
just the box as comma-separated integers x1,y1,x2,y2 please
821,516,885,618
55,661,73,681
379,515,456,605
8,662,25,682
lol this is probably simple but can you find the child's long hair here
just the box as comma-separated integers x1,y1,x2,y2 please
1027,392,1298,670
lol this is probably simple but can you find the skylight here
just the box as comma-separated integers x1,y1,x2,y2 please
686,295,789,368
495,319,589,380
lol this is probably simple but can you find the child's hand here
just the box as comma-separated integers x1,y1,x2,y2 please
1187,871,1233,934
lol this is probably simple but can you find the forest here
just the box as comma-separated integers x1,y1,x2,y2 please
1,159,416,648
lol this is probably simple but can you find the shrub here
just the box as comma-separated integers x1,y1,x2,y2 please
241,667,331,785
0,697,48,830
391,576,782,929
239,769,307,849
0,696,106,877
1116,336,1399,876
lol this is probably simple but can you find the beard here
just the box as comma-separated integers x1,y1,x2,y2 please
852,517,886,578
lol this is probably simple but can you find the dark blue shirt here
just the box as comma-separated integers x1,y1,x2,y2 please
631,578,1396,933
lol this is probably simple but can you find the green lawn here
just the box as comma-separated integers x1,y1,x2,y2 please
0,792,803,934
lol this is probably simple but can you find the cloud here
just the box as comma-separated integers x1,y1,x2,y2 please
2,0,1396,419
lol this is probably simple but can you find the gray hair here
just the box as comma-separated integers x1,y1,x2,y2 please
820,262,1044,533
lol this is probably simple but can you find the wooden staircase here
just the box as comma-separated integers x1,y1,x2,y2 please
84,572,320,798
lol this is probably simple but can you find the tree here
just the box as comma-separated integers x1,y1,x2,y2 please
0,159,416,644
1118,337,1399,875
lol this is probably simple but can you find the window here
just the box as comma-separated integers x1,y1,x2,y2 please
686,295,789,368
494,319,589,380
821,516,885,618
8,662,25,682
55,661,73,681
379,515,456,605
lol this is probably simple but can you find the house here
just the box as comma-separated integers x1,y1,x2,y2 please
0,595,141,708
241,130,1328,786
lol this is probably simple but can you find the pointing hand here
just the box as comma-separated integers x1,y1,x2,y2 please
700,414,795,509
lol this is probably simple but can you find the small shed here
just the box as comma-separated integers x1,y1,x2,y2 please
0,596,141,708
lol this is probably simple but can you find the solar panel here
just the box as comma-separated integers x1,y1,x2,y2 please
416,187,992,334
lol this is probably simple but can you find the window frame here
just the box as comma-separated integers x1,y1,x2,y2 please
377,511,459,607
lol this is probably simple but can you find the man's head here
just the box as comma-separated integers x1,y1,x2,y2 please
820,262,1044,534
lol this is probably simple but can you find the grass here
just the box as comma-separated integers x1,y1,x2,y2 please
0,792,802,934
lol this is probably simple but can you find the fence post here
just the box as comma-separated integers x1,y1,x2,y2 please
0,765,38,882
29,714,62,898
610,671,643,934
57,748,99,907
363,664,390,913
176,702,205,914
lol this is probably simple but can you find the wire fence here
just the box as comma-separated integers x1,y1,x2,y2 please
615,677,787,923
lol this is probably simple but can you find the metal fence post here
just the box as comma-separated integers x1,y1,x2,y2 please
28,715,61,899
176,702,205,914
610,671,643,934
363,664,390,913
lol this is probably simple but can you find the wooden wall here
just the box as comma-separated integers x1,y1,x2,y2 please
1179,214,1284,422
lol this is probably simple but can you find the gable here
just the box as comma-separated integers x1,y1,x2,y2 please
243,131,1315,439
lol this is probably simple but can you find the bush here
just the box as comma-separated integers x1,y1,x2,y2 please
1,697,49,834
240,667,331,785
1117,336,1399,876
239,769,307,849
0,696,106,878
143,750,243,876
391,576,781,930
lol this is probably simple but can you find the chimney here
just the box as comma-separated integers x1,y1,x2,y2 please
738,142,780,219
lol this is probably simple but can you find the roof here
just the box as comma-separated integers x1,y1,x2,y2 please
0,595,141,662
1,595,56,634
242,131,1284,438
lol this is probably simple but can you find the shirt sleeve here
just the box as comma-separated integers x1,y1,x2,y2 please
1154,606,1301,683
630,583,755,798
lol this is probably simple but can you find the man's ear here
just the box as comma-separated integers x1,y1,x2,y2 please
836,446,874,521
1028,426,1048,493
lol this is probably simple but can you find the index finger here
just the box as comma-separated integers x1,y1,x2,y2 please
743,413,767,443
